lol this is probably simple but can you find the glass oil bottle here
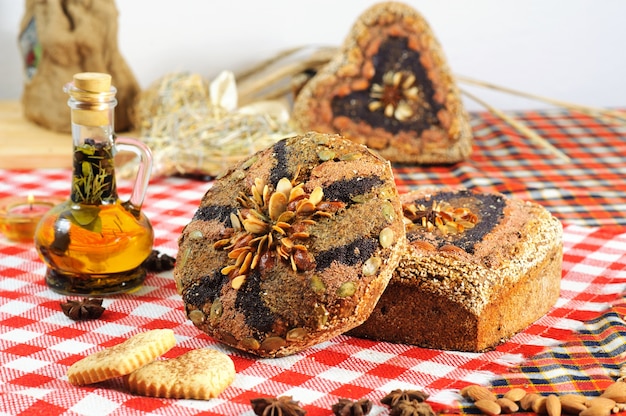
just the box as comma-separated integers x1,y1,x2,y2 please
35,72,154,295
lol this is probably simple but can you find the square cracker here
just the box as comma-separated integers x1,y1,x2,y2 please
126,348,235,399
67,329,176,386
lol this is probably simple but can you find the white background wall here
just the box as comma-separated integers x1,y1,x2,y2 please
0,0,624,111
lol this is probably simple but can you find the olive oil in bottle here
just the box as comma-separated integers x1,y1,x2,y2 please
35,73,154,295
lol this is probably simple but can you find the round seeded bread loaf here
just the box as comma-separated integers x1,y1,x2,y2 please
349,187,563,351
174,132,406,357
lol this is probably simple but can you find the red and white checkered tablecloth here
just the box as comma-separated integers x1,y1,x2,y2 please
1,110,626,416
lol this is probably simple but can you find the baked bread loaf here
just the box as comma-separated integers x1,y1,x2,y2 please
174,132,406,357
291,1,472,164
348,188,563,351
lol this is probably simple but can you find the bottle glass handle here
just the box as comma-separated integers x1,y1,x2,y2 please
115,136,152,210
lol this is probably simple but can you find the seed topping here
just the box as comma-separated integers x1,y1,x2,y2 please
214,177,343,289
403,199,478,235
368,70,424,121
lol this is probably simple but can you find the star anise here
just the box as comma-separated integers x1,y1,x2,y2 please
368,70,421,121
331,398,372,416
403,199,478,235
250,396,307,416
60,298,105,321
214,177,343,289
381,389,430,407
389,400,436,416
143,250,176,272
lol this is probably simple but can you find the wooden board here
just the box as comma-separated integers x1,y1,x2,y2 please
0,100,72,169
0,100,138,169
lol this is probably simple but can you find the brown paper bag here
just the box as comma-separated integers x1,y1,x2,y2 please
18,0,139,133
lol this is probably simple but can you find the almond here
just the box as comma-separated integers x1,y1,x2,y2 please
533,396,548,414
520,393,541,411
560,396,588,415
601,381,626,403
461,385,497,402
475,399,502,416
585,397,616,411
503,388,527,402
496,397,519,413
546,394,562,416
560,394,588,404
579,406,612,416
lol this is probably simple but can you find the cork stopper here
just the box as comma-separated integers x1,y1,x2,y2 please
68,73,115,127
73,72,112,93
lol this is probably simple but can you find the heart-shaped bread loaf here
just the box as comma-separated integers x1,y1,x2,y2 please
292,1,473,164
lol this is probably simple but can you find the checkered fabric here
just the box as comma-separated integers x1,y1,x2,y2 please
395,109,626,227
0,110,625,415
488,299,626,400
